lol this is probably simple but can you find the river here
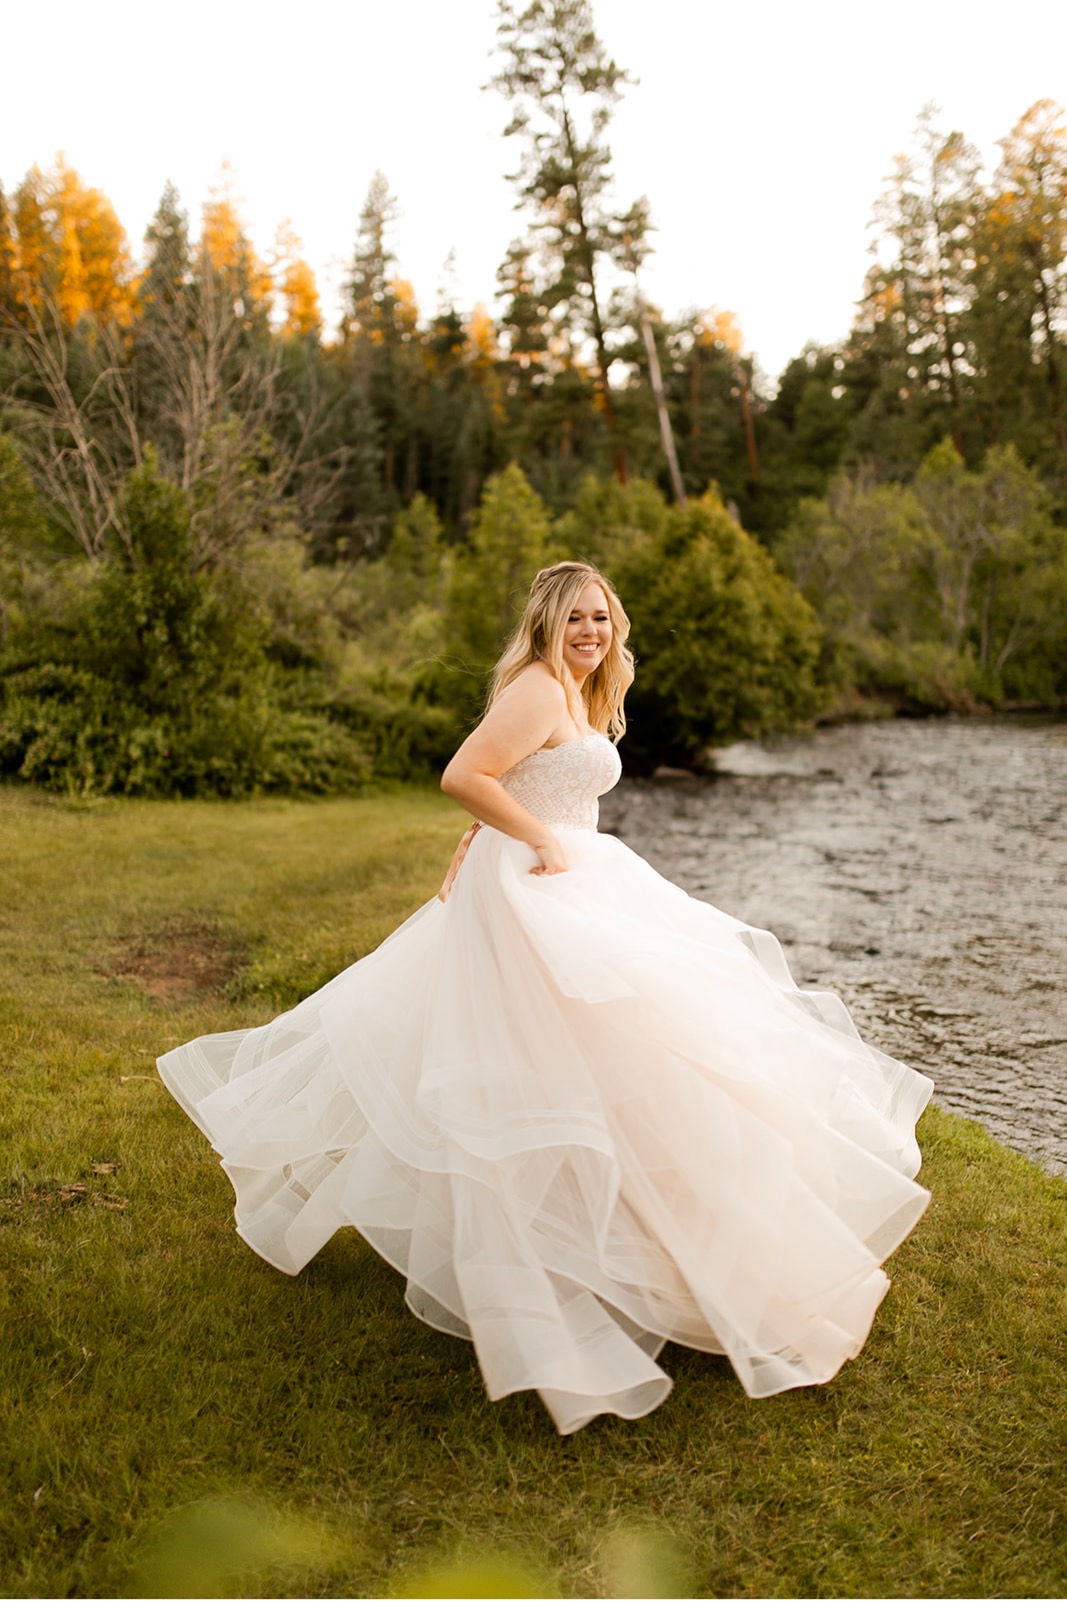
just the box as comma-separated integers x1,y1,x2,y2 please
600,716,1067,1175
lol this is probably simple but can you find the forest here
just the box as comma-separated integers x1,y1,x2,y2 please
1,0,1066,795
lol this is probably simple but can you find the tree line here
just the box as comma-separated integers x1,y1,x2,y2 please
1,1,1065,797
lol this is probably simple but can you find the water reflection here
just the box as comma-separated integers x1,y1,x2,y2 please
602,717,1067,1174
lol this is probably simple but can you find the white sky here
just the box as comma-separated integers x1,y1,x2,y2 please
2,0,1065,383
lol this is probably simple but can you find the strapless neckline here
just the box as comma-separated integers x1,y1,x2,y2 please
527,733,607,756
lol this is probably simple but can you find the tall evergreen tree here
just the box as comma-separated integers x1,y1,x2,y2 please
341,172,423,506
844,109,981,472
757,344,855,535
491,0,642,482
494,235,605,503
140,182,192,315
133,183,194,452
343,171,399,339
495,239,552,416
875,110,979,448
986,100,1067,465
653,310,761,522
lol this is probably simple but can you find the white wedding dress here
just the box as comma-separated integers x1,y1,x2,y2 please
158,734,932,1434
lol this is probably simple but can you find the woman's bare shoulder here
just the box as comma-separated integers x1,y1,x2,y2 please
444,662,567,784
496,661,567,712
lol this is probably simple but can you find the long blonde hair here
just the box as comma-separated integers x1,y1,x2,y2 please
489,561,635,741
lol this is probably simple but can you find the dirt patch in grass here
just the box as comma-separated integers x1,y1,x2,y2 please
106,920,243,1004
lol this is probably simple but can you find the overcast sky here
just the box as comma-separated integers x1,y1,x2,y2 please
3,0,1065,381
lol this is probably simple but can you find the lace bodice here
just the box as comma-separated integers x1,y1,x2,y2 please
499,734,622,831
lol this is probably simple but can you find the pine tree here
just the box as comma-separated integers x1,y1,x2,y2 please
984,100,1067,464
132,183,194,454
343,171,399,342
341,173,423,503
140,182,192,316
491,0,641,482
845,109,981,472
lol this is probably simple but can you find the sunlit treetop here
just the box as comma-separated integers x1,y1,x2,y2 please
7,159,133,327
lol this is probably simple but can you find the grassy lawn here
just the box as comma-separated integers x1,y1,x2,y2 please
1,783,1065,1599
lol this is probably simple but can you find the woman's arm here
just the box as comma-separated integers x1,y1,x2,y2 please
440,666,572,874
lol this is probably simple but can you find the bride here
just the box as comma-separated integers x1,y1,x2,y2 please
158,560,932,1435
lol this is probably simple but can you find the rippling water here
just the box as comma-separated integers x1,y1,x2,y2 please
601,716,1067,1174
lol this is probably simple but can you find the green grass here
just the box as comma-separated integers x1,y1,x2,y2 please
1,783,1065,1599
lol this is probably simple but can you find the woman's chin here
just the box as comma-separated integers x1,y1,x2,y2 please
567,652,602,678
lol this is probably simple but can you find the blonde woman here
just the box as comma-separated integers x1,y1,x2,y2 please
159,561,931,1435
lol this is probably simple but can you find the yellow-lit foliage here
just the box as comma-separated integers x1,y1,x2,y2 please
969,105,1067,288
994,99,1067,257
12,168,51,313
56,217,90,327
390,277,420,340
271,221,322,337
466,302,506,415
873,281,903,318
53,162,132,324
200,179,273,309
200,178,243,270
696,308,744,354
356,276,420,346
973,192,1026,278
467,303,498,369
281,257,321,337
21,162,128,324
8,160,132,326
0,195,16,294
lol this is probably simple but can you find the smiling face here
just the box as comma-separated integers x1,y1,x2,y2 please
562,581,613,683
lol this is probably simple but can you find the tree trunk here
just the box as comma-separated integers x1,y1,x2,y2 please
622,234,685,503
560,104,628,486
639,308,686,504
738,364,760,495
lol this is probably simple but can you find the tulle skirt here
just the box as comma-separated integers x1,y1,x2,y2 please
157,824,932,1434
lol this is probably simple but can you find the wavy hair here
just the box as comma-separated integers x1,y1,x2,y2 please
489,561,635,741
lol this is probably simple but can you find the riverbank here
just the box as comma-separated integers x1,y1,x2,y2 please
2,783,1066,1598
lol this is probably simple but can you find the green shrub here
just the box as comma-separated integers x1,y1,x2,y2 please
85,455,266,714
0,454,374,797
324,674,458,780
433,464,553,723
0,664,122,794
609,491,823,769
836,635,997,715
777,446,1067,712
554,473,671,573
0,661,370,797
